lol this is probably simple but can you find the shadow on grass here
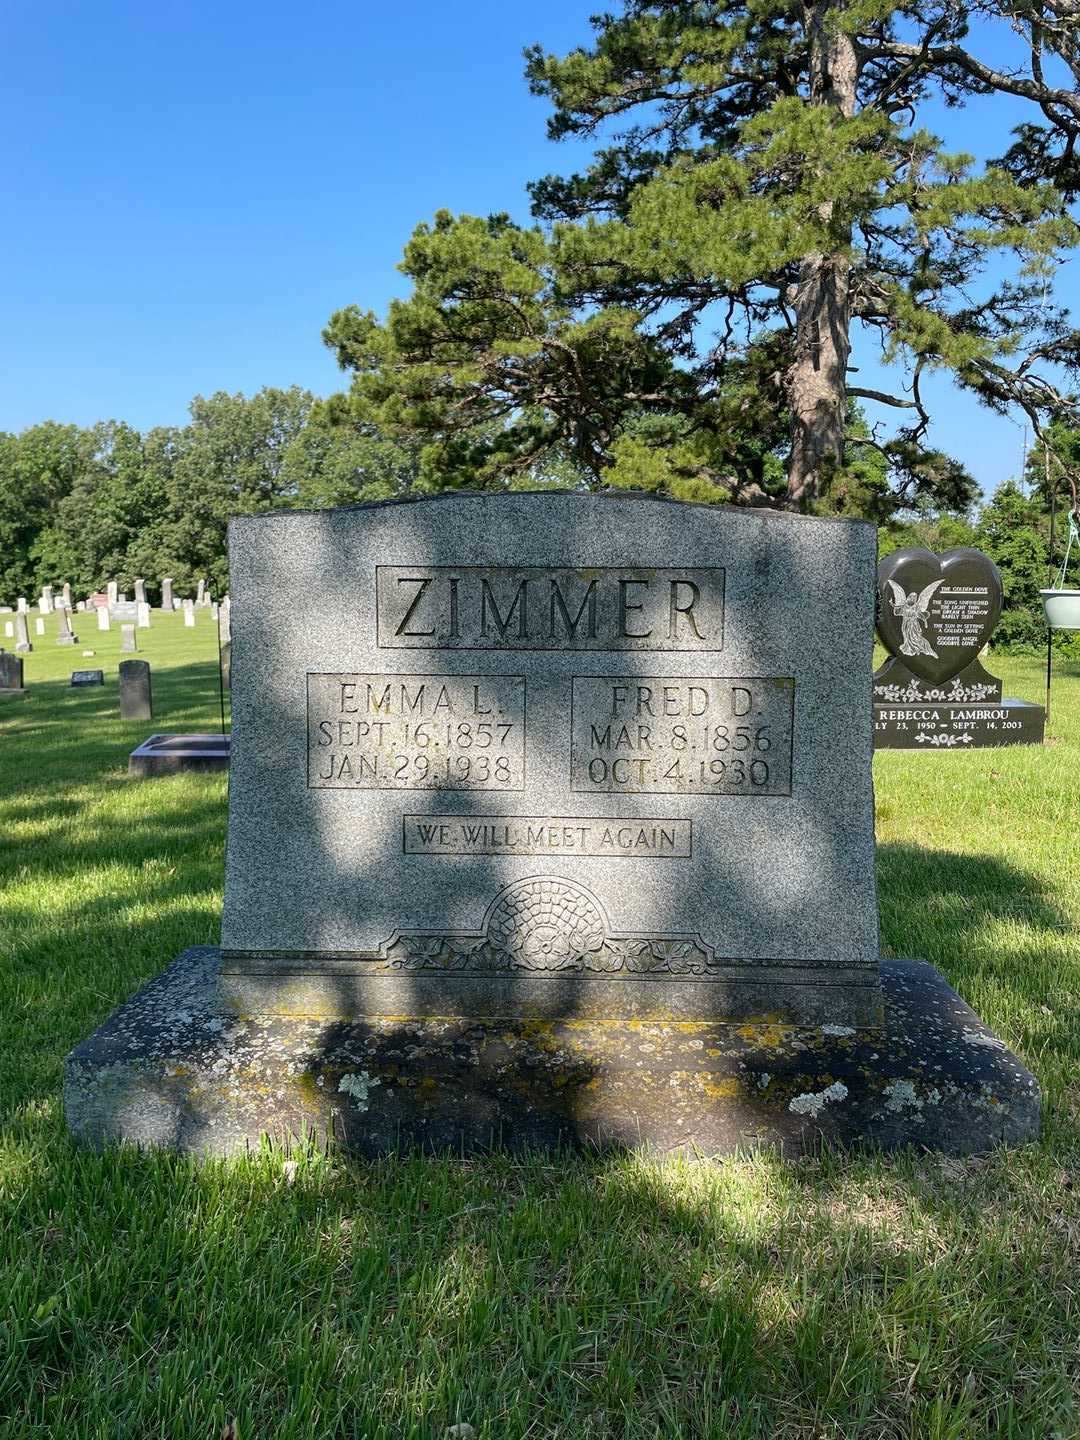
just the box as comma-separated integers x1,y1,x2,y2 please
877,840,1075,958
0,1125,1074,1438
0,686,1077,1431
0,659,230,1114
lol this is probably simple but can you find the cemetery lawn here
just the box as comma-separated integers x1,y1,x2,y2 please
1,618,1078,1440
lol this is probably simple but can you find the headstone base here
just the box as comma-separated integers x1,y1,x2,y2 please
874,698,1045,749
0,688,28,698
65,948,1039,1159
128,733,230,776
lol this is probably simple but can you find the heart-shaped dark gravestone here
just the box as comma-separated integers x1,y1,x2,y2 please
876,547,1002,686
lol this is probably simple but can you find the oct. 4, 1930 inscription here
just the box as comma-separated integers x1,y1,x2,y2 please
570,676,794,795
308,673,526,790
376,566,725,651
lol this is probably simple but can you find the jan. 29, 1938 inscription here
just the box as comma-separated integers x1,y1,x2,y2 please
376,566,725,650
308,672,526,790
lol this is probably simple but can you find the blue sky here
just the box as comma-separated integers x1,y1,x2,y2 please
2,1,1074,497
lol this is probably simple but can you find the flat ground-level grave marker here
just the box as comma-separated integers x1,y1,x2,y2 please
66,493,1039,1158
127,733,230,776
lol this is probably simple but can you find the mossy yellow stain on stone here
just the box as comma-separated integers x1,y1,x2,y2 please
736,1022,795,1048
698,1076,742,1100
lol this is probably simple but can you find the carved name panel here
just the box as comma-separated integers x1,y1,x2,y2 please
569,676,794,795
376,566,725,651
307,672,525,790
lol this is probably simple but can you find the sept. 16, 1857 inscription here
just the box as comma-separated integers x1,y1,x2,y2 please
219,493,880,1026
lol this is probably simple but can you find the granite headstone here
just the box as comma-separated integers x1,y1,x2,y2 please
0,652,26,694
161,578,174,612
873,548,1044,748
65,494,1040,1159
120,624,137,653
219,498,879,1027
56,608,77,646
14,612,31,653
119,659,152,720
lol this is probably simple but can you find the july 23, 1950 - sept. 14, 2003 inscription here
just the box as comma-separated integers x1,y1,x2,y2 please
65,493,1041,1159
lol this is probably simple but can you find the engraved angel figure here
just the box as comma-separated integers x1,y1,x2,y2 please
885,578,944,658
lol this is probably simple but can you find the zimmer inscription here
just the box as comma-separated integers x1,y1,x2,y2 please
376,566,725,651
308,673,526,790
570,676,794,795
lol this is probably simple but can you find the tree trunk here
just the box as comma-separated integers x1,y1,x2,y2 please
786,2,859,509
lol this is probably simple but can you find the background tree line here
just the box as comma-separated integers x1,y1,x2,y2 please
0,389,419,605
1,380,1074,651
5,0,1080,652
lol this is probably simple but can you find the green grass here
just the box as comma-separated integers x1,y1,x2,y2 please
1,617,1078,1439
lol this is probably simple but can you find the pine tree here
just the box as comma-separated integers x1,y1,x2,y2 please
977,478,1050,649
325,1,1080,512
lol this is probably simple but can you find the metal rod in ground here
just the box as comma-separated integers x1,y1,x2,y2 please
216,610,227,736
1046,446,1056,730
1046,628,1053,729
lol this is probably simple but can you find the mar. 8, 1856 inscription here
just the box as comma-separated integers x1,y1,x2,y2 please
308,672,525,790
570,675,794,795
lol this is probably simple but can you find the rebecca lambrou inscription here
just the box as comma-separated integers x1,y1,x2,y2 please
220,493,880,1025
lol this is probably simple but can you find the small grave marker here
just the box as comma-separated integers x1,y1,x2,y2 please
0,652,26,695
55,609,77,646
873,548,1045,747
119,659,152,720
14,612,31,653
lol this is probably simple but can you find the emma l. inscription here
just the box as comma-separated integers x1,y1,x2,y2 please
403,815,692,858
308,673,525,790
570,676,794,795
376,566,725,650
